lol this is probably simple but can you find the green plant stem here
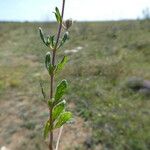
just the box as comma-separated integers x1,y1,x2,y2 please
49,0,66,150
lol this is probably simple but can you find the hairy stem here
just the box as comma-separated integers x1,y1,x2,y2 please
49,0,66,150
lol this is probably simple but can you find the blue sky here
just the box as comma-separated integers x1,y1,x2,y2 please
0,0,150,21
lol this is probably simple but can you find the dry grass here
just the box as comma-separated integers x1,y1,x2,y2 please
0,20,150,150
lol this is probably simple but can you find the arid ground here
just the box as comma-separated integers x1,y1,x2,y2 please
0,21,150,150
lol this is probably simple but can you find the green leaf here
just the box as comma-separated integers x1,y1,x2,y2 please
63,32,69,41
55,7,60,15
55,56,67,73
39,27,55,48
55,80,68,101
49,35,55,49
39,27,46,44
54,7,62,23
46,36,50,46
45,52,55,75
52,100,66,121
54,112,72,129
54,13,59,23
45,52,51,70
43,121,51,139
53,99,64,107
58,32,69,48
46,35,55,49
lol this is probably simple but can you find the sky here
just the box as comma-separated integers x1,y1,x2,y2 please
0,0,150,21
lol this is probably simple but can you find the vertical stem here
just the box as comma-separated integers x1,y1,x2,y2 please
49,0,66,150
55,126,64,150
52,0,66,65
49,74,54,150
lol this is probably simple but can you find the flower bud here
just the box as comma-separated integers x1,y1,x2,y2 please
63,19,73,30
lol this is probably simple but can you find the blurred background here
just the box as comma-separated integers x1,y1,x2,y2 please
0,0,150,150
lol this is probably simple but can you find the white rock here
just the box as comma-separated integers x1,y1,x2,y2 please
1,146,10,150
64,49,79,54
64,46,83,54
76,46,83,50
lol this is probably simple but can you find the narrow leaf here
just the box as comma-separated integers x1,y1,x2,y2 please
54,112,72,129
49,35,55,49
43,121,51,139
45,52,51,70
55,56,67,73
46,36,50,46
55,7,62,23
39,27,46,44
52,100,66,121
55,80,68,101
45,52,55,75
55,7,60,15
58,32,69,48
54,13,59,23
46,35,55,48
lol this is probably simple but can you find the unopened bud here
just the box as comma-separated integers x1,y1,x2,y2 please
63,19,73,30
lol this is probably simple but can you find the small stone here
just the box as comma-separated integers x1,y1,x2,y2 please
126,77,150,95
126,77,143,91
64,49,79,54
1,146,10,150
76,46,83,50
139,88,150,95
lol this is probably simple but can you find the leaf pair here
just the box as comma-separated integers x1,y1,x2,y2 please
52,100,72,129
53,80,72,129
45,52,67,76
52,100,66,121
44,100,66,139
51,80,71,128
44,80,72,139
48,79,68,108
46,35,55,49
39,27,69,50
44,110,72,139
39,27,55,49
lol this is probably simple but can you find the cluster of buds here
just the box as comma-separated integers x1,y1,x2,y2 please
63,19,73,30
